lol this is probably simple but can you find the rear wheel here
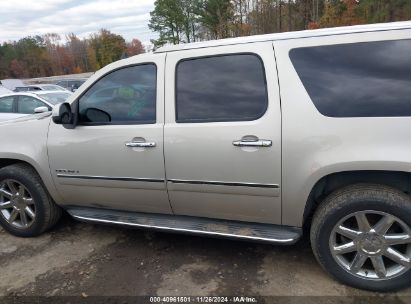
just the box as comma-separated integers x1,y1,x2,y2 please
0,164,62,237
311,184,411,291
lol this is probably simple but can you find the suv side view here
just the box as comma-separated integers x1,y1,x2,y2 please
0,21,411,292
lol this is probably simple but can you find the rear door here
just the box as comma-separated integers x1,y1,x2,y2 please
164,42,282,224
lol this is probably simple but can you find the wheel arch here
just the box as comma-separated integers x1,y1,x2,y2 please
0,155,62,204
303,170,411,228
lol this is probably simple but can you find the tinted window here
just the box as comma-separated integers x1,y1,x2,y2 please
290,39,411,117
79,64,156,124
176,54,267,123
0,96,14,113
18,96,46,114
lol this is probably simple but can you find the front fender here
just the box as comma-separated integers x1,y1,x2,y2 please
0,116,63,203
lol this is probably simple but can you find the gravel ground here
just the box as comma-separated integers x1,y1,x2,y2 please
1,214,411,302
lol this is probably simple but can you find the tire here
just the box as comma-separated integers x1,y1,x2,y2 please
311,183,411,291
0,163,62,237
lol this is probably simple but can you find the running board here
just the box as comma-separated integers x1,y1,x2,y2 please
67,207,301,244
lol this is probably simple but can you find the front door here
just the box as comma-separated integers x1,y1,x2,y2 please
164,42,282,224
48,54,172,214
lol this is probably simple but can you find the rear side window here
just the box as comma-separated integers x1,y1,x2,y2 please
0,96,14,113
290,39,411,117
176,54,268,123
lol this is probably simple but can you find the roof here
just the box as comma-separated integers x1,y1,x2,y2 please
0,79,25,91
0,85,12,96
1,91,71,98
155,21,411,53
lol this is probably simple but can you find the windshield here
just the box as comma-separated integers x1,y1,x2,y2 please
35,92,71,105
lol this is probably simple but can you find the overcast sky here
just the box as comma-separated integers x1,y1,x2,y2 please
0,0,158,45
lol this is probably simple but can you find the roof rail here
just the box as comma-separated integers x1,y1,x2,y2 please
155,21,411,53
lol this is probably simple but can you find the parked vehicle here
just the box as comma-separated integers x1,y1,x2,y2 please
0,79,25,91
14,84,68,92
0,21,411,291
0,85,12,96
0,91,72,122
55,79,87,92
13,87,40,92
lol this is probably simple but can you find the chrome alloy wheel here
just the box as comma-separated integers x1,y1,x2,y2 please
330,210,411,280
0,179,36,228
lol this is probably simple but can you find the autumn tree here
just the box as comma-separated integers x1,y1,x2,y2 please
43,33,62,75
86,45,100,71
66,33,88,73
126,39,145,56
14,36,50,77
88,29,127,68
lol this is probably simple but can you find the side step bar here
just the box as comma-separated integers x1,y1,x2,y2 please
67,207,302,244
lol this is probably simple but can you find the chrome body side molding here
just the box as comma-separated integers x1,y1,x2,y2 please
56,175,279,189
168,179,279,189
56,174,165,183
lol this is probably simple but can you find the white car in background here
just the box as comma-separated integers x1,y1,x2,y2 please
0,79,25,91
0,91,72,122
0,85,12,96
14,84,68,92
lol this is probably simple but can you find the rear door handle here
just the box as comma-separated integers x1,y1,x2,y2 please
233,139,272,147
125,142,156,148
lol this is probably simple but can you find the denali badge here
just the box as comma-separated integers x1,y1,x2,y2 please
55,169,80,174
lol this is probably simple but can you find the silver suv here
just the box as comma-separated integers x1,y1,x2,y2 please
0,21,411,292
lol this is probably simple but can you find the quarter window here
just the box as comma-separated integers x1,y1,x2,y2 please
78,64,157,124
290,39,411,117
176,54,268,123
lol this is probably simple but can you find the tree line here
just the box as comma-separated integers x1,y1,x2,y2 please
0,29,145,79
1,0,410,79
149,0,411,47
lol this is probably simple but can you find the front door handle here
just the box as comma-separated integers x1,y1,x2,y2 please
233,139,272,147
125,142,156,148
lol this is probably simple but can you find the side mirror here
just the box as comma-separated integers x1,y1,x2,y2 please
34,106,50,114
52,102,74,125
85,108,111,123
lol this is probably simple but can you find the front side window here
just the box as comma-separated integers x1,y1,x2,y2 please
17,96,46,114
176,54,268,123
290,39,411,117
78,64,157,124
0,96,14,113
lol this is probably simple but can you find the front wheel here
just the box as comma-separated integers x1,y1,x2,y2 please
311,184,411,291
0,164,62,237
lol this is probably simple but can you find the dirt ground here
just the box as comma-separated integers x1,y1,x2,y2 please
1,214,411,302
